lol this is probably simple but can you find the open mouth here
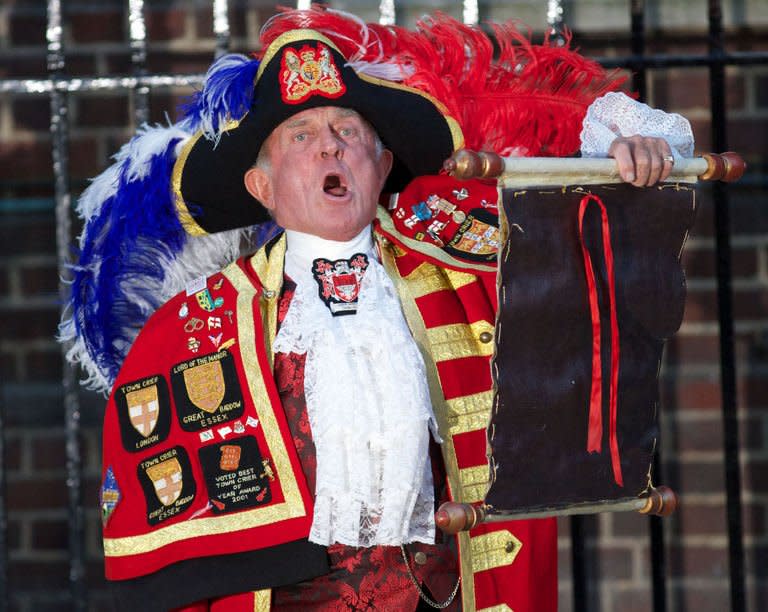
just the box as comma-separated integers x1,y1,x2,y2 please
323,174,348,198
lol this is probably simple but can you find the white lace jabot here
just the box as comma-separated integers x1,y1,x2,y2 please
274,228,440,547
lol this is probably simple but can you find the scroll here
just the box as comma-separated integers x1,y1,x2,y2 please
436,151,744,532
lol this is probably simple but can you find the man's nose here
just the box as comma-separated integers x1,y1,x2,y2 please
319,126,343,159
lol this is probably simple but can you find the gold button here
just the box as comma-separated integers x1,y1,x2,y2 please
479,331,493,344
414,551,428,565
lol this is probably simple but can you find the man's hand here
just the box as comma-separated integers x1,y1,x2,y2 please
608,135,675,187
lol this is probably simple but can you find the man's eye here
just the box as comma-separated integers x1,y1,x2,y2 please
338,127,355,137
293,133,307,142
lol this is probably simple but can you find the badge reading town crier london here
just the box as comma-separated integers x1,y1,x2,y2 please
280,42,346,104
114,374,172,453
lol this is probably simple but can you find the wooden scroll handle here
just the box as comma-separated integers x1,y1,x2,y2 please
435,486,678,534
435,502,486,535
637,485,678,517
443,149,746,183
699,152,746,182
443,150,506,180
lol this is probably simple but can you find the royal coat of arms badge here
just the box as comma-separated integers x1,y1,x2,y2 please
280,42,346,104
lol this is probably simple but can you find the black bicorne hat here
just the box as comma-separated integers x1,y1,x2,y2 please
173,29,464,236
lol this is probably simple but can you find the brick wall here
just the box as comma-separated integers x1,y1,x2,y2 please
558,21,768,612
1,2,766,611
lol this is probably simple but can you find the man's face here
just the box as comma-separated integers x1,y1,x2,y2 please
244,106,393,242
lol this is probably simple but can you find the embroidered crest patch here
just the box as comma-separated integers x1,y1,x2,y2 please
312,253,369,316
198,437,273,514
184,360,225,413
100,466,121,527
280,42,346,104
115,375,171,453
444,208,501,262
171,350,245,431
138,446,196,525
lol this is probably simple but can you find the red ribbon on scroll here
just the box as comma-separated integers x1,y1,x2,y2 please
578,194,623,487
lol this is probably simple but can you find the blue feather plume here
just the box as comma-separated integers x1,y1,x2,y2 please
70,136,186,384
181,54,261,139
61,53,267,393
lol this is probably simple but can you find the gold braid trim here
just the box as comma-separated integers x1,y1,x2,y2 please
470,531,522,574
252,588,271,611
377,235,477,610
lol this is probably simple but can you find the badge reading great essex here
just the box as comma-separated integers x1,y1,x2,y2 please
312,253,369,316
183,360,226,414
138,447,196,525
171,351,245,431
281,42,346,104
146,457,184,506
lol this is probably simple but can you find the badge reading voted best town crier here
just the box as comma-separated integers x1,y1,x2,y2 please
137,446,195,525
198,436,273,514
280,42,346,104
114,374,172,453
170,350,244,431
312,253,369,316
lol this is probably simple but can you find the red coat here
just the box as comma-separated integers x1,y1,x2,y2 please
99,177,556,611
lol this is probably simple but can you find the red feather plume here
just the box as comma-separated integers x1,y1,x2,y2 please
260,7,627,157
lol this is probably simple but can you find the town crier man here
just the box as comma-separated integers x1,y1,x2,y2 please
62,8,693,612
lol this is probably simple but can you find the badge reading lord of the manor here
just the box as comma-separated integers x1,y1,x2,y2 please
171,350,244,432
138,447,195,525
280,42,346,104
115,375,171,453
312,253,369,316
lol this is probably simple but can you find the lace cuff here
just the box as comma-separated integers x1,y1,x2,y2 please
580,91,694,159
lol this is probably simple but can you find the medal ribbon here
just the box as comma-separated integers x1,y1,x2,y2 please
578,194,623,487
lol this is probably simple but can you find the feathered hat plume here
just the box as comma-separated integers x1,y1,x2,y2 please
261,7,627,156
59,54,277,394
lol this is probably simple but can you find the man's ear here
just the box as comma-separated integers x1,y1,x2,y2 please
244,166,275,212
